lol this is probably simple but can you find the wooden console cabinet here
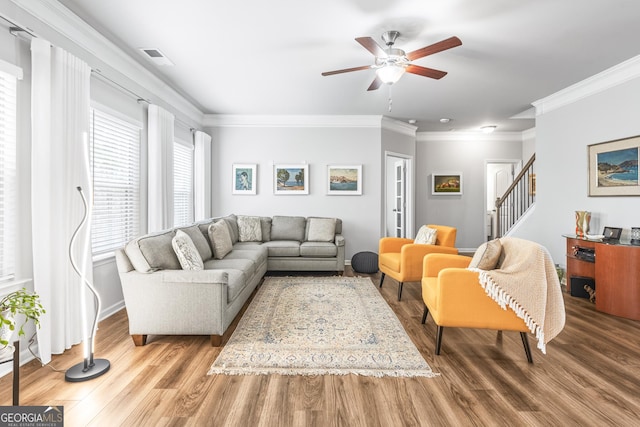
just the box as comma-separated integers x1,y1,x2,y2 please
565,236,640,321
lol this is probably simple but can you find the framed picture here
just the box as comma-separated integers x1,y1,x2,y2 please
432,172,463,195
232,164,257,195
588,135,640,196
327,165,362,195
274,164,309,195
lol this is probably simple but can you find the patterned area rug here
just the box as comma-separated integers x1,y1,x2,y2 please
208,276,438,377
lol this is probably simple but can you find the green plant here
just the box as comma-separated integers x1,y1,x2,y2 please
0,288,46,346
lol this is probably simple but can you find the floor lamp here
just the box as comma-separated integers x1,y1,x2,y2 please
65,186,110,382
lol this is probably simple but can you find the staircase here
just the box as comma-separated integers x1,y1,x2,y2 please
494,154,536,238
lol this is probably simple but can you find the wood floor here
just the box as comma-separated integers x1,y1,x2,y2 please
1,268,639,426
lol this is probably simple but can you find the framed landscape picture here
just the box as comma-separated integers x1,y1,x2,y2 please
232,164,257,195
327,165,362,195
432,172,463,195
588,135,640,196
274,164,309,195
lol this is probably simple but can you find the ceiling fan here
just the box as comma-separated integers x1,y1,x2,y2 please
321,31,462,91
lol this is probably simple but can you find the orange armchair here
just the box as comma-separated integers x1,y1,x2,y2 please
379,224,458,301
420,253,533,363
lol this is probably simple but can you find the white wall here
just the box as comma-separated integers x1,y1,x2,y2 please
416,133,523,251
511,65,640,264
206,121,382,259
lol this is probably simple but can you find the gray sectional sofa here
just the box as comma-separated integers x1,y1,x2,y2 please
115,214,345,346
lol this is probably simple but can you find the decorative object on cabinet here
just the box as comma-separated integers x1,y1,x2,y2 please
631,227,640,245
432,172,462,195
274,164,309,195
327,165,362,195
602,226,622,243
588,135,640,196
575,211,591,238
232,164,257,195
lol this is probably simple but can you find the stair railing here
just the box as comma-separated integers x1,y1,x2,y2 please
495,154,536,238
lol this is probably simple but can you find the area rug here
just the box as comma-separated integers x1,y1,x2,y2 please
208,276,438,378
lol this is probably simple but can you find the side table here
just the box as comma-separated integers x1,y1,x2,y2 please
0,340,19,405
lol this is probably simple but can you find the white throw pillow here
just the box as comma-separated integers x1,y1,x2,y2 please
414,225,437,245
172,230,204,270
208,221,233,259
237,215,263,242
307,218,336,242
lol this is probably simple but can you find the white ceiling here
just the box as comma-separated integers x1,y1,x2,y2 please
58,0,640,132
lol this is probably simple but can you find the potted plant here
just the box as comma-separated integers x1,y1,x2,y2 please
0,287,46,347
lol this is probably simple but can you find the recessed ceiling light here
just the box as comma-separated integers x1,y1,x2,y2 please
439,118,451,123
408,119,417,124
481,125,497,134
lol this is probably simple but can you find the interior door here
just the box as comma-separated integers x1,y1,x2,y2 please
394,160,406,238
486,162,518,239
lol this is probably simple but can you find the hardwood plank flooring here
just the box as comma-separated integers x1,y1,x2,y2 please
1,268,639,426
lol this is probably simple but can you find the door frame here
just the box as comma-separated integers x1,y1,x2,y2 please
384,151,414,238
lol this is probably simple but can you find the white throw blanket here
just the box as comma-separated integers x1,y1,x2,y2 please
471,237,566,354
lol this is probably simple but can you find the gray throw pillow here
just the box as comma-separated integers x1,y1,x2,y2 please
237,215,263,242
469,239,502,270
307,217,336,242
208,221,233,259
171,230,204,270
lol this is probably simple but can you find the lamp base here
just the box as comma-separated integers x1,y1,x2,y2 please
65,358,110,382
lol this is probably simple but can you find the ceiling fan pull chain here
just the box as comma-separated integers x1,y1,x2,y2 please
388,85,393,112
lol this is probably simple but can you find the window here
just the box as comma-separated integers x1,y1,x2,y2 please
0,70,17,281
89,107,141,256
173,139,194,227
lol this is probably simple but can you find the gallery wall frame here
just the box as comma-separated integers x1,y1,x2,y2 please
327,165,362,195
432,172,463,195
232,164,257,195
588,135,640,196
274,164,309,195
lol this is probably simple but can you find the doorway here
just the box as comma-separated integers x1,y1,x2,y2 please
384,152,413,238
485,160,521,240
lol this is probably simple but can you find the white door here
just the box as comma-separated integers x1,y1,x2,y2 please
394,160,406,238
486,162,519,239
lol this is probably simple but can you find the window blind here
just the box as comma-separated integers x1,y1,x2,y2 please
173,139,194,227
0,70,17,281
90,108,141,256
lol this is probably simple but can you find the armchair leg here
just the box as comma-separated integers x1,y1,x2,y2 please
435,326,444,355
421,305,429,324
379,273,385,288
397,282,404,301
520,332,533,363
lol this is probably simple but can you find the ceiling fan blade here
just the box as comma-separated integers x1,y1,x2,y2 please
406,36,462,61
367,76,383,91
321,65,372,76
406,64,448,79
356,37,387,57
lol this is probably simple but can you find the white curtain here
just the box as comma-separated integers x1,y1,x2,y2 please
31,39,92,363
194,130,212,220
148,104,175,231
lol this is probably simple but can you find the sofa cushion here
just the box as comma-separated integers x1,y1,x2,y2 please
271,216,306,241
237,215,263,242
222,214,239,243
204,258,256,280
225,269,247,304
262,240,301,257
260,217,272,242
225,248,268,268
208,221,233,259
306,217,336,242
172,230,204,270
196,218,215,250
125,230,180,273
414,225,438,245
176,224,212,261
300,241,338,257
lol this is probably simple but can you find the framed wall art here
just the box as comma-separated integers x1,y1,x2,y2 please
274,164,309,195
432,172,463,195
327,165,362,195
588,135,640,196
232,164,257,195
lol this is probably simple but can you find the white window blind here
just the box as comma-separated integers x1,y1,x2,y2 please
173,139,194,227
0,70,17,281
90,108,141,256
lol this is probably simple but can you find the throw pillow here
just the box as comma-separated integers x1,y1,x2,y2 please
208,221,233,259
469,239,502,270
171,230,204,270
307,217,336,242
414,225,438,245
237,215,263,242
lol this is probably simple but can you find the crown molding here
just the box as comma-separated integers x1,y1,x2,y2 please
533,54,640,115
381,117,417,137
7,0,204,125
203,114,384,128
416,131,525,142
521,127,536,140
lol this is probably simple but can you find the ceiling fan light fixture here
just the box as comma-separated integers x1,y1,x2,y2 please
481,125,497,134
376,64,406,84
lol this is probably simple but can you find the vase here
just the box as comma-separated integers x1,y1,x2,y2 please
0,309,15,360
575,211,590,238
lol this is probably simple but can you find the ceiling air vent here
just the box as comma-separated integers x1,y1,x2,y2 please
138,48,174,66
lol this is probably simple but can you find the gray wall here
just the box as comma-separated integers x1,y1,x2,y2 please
511,76,640,264
206,124,383,259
